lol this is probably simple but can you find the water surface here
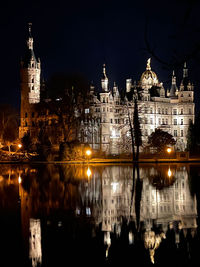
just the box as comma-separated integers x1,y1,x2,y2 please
0,163,200,266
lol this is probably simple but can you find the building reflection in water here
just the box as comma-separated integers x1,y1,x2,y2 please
0,164,198,265
99,165,197,263
29,219,42,267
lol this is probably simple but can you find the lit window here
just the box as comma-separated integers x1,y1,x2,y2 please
85,108,89,114
86,207,91,216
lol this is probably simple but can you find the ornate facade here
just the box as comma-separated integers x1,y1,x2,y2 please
19,26,195,154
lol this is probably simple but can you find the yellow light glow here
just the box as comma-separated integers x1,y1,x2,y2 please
87,167,92,178
18,175,22,184
167,148,172,153
86,149,92,156
167,168,172,178
18,144,22,148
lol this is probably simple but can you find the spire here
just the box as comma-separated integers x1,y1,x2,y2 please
146,58,151,70
172,70,176,85
183,62,188,78
101,63,108,92
28,22,32,37
27,22,33,50
170,70,178,98
102,64,108,79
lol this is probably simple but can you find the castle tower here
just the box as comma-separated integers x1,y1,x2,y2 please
19,23,41,138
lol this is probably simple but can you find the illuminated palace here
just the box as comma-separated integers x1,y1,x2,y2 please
19,26,195,154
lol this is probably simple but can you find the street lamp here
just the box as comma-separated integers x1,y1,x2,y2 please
167,147,172,154
18,144,22,149
86,149,92,157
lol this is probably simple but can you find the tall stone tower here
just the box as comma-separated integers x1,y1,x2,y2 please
19,23,41,138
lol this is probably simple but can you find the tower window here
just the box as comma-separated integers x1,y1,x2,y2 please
32,112,35,118
25,112,28,118
32,78,34,83
32,86,34,90
32,63,34,67
181,119,183,125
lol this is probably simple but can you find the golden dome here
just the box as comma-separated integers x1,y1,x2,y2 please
140,58,159,88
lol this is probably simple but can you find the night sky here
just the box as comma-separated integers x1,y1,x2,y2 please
1,0,200,113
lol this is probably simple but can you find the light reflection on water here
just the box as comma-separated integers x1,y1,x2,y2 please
0,163,200,266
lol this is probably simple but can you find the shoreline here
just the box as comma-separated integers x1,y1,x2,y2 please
1,157,200,164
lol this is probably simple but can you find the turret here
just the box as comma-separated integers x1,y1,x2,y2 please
126,79,132,93
180,62,193,92
113,82,119,97
101,64,108,92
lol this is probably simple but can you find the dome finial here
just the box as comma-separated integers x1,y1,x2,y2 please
146,58,151,70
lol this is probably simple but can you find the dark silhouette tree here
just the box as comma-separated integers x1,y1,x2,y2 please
148,129,176,153
186,120,196,152
21,132,32,152
0,104,19,151
186,113,200,154
45,72,90,144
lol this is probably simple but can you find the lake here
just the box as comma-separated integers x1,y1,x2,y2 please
0,163,200,266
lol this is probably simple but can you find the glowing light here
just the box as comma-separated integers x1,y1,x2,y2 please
86,149,92,156
87,167,92,178
168,168,172,178
111,182,118,193
18,144,22,148
18,175,22,184
167,148,172,153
